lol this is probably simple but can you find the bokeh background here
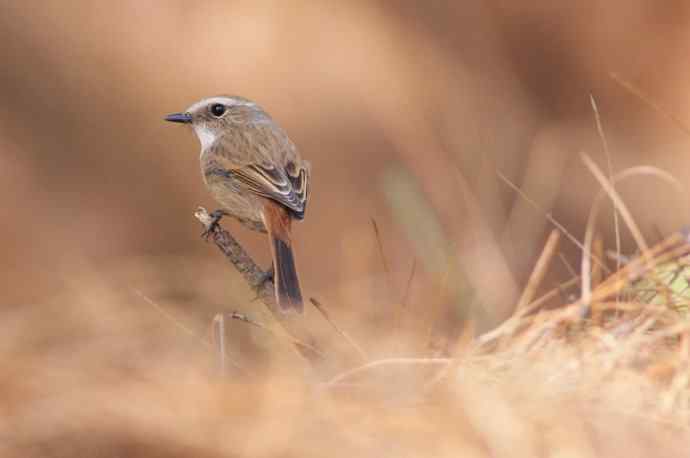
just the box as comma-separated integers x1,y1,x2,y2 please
3,0,690,317
4,2,690,455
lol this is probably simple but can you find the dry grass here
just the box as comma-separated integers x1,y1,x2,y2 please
4,223,690,457
5,3,690,456
7,108,690,455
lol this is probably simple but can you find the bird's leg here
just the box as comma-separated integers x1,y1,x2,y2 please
250,263,275,303
256,263,275,288
201,209,230,240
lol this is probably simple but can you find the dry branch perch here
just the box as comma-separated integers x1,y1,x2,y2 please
195,207,275,301
194,206,326,368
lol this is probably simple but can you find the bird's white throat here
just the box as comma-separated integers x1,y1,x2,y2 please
193,124,217,151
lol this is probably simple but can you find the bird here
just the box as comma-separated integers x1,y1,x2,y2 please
165,96,311,313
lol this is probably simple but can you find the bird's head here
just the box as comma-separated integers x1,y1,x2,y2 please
164,95,268,150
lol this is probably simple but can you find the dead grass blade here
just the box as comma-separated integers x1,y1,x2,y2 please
371,217,393,284
401,258,417,311
584,232,690,307
323,357,451,388
610,72,690,137
309,297,368,363
224,311,327,360
590,95,622,278
580,161,686,312
475,275,581,347
133,290,248,375
134,289,211,349
497,170,610,275
581,153,651,253
396,258,418,333
516,229,560,312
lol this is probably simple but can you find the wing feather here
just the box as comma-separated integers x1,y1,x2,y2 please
207,161,309,219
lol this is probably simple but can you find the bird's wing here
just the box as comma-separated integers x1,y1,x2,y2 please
206,160,309,219
234,161,309,219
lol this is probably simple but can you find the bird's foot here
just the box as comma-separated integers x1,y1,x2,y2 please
201,209,229,241
250,264,275,302
255,264,274,289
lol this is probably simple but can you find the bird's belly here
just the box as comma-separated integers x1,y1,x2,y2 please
207,182,267,232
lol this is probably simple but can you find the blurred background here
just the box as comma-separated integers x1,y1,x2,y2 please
0,0,690,317
4,1,690,456
3,0,690,332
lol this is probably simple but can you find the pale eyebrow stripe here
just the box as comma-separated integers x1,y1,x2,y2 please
186,97,257,112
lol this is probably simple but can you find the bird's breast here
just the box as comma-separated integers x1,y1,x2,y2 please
200,158,266,232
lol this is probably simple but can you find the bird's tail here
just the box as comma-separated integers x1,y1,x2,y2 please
263,201,303,313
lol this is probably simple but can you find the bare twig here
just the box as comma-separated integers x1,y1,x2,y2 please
194,206,324,366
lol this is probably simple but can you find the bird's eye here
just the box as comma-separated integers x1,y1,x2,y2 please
210,103,226,117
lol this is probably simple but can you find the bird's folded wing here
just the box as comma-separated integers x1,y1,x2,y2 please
210,162,309,219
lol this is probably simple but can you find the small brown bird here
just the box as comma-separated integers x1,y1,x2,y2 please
165,96,311,313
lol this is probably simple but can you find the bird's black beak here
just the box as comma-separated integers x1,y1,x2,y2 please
164,112,193,124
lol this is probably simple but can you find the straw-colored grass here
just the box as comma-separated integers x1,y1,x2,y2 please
5,218,690,457
7,140,690,457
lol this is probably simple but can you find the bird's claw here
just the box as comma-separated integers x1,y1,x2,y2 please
201,209,227,241
258,264,275,286
250,266,274,302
